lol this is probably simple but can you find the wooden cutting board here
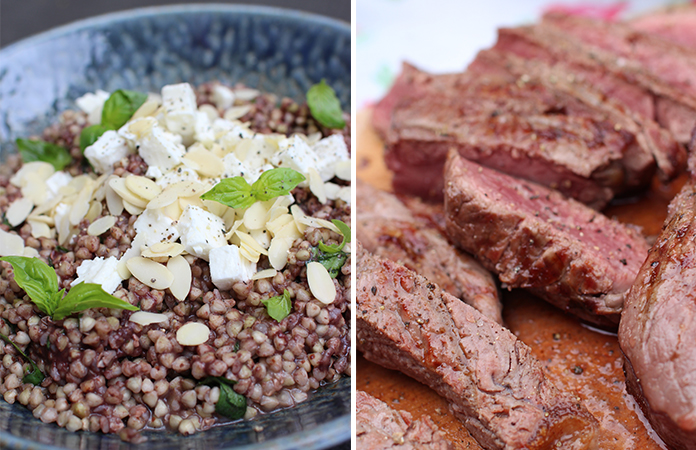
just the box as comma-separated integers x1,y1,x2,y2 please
356,108,680,450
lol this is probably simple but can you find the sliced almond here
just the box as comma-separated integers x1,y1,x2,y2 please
69,187,92,225
21,173,48,205
0,229,24,257
250,229,271,249
223,105,252,121
236,231,268,255
126,176,162,201
337,187,351,204
239,244,260,263
126,257,174,290
198,104,220,121
129,311,168,326
105,179,124,216
123,200,145,216
183,146,223,178
147,187,180,210
27,220,51,239
308,167,326,204
85,201,103,222
290,205,340,233
167,255,192,302
306,262,336,305
274,220,302,240
6,198,33,227
176,322,210,346
334,160,351,181
251,268,277,280
243,202,267,231
160,201,183,221
23,247,39,258
131,99,161,120
143,242,185,258
234,88,260,101
88,215,116,236
109,177,148,208
266,214,294,235
178,196,204,211
26,214,54,226
324,182,340,201
268,237,293,270
202,199,227,217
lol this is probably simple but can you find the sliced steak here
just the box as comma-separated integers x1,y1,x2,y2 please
631,4,696,50
444,152,649,327
357,180,503,324
619,146,696,449
385,68,638,207
356,391,452,450
357,243,598,450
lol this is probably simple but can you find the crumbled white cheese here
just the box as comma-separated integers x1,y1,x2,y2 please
155,166,200,188
312,134,350,181
75,90,109,125
211,85,236,110
161,83,197,138
194,111,215,145
209,244,255,290
133,209,180,247
71,256,123,294
136,124,186,172
45,171,73,200
177,205,227,260
272,136,319,183
84,130,131,174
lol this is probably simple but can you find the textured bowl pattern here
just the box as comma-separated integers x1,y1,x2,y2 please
0,5,350,449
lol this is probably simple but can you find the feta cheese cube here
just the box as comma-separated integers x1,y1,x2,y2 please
211,85,236,110
209,244,256,290
156,166,200,188
312,134,349,181
145,166,163,180
273,136,319,183
45,171,73,200
177,205,227,260
75,90,109,125
71,256,123,294
134,209,180,247
83,130,131,174
161,83,197,138
217,120,254,149
194,111,215,145
137,124,186,172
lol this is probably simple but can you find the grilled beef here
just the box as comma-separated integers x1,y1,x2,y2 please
619,144,696,450
356,391,452,450
357,180,503,324
444,152,649,327
357,243,598,450
631,5,696,50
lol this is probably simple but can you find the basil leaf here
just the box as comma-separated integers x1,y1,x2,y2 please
0,333,44,385
250,168,305,202
261,289,292,322
318,219,351,254
79,124,109,152
306,79,346,129
101,89,147,129
0,256,60,316
15,139,71,171
52,282,138,321
312,249,348,279
200,377,246,420
199,177,255,210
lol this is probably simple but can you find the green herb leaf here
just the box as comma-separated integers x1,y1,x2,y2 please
200,377,247,420
251,168,306,202
317,219,351,254
306,79,346,129
15,139,71,171
312,248,348,279
52,282,138,321
0,256,137,321
200,177,255,209
261,289,292,322
0,256,60,316
79,124,109,152
101,89,147,129
201,168,305,209
0,333,44,385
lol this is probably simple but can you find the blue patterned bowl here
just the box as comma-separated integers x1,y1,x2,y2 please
0,4,350,450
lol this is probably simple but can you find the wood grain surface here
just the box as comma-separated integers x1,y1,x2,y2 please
356,108,680,450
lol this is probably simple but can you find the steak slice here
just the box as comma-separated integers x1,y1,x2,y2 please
631,4,696,50
356,391,452,450
357,243,598,450
385,68,638,207
357,180,503,324
619,146,696,450
444,152,649,327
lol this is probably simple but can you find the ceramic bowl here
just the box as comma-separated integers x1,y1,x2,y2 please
0,4,351,449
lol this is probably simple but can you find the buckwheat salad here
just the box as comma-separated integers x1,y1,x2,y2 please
0,80,351,442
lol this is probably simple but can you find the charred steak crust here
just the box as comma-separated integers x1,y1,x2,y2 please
619,170,696,450
356,391,453,450
356,243,598,450
357,180,503,324
443,152,649,327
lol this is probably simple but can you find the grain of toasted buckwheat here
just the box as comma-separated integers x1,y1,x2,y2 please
0,83,351,442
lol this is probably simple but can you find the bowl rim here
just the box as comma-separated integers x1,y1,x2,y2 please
0,3,350,449
0,3,350,57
